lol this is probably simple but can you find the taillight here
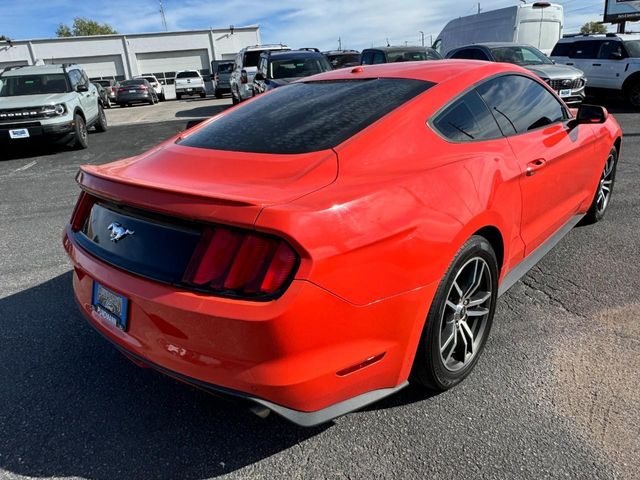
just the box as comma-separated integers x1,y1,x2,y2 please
70,191,96,231
214,73,219,81
117,87,126,93
183,226,299,298
139,85,148,90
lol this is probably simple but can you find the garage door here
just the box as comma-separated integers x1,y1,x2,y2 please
45,55,125,79
136,49,209,75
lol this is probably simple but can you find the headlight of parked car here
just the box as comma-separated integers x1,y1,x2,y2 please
42,103,67,116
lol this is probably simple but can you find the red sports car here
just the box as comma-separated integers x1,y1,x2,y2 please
63,60,621,426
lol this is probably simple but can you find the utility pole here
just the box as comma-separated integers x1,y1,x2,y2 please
419,30,424,46
159,0,168,31
477,2,481,14
338,36,342,50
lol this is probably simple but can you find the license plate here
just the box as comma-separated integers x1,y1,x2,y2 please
559,89,571,97
92,281,129,331
9,128,29,139
129,89,136,93
187,88,193,91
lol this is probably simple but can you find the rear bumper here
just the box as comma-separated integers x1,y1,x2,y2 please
63,227,433,424
176,86,205,94
116,93,152,103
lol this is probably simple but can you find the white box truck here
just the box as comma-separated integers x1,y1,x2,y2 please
433,2,563,56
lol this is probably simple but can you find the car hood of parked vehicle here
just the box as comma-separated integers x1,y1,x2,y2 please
79,141,339,207
525,63,583,80
0,92,77,108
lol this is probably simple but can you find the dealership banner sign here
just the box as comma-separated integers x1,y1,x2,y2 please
605,0,640,22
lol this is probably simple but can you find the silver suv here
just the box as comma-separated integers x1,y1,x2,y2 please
447,43,586,106
229,44,290,104
551,34,640,107
0,64,107,149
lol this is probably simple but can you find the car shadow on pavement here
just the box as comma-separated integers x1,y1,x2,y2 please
175,105,229,119
0,272,328,480
2,142,66,161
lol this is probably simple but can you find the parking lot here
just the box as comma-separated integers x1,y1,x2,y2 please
0,96,638,480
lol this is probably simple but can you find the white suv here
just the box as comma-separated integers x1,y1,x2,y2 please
229,44,290,104
174,70,206,100
551,33,640,106
0,64,107,149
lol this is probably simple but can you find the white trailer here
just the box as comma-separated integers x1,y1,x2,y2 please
433,2,564,56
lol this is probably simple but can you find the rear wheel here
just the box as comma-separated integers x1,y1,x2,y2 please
626,81,640,108
583,147,617,224
215,90,222,99
176,93,182,100
200,91,206,98
411,236,498,391
69,113,89,150
232,87,239,105
94,105,108,132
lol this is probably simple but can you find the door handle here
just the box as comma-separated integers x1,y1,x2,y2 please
592,63,601,67
526,158,546,176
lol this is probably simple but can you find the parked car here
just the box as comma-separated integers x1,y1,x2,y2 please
433,2,563,56
447,43,586,106
116,79,158,106
550,33,640,107
230,44,290,104
212,61,234,98
253,50,332,95
360,46,442,64
0,63,107,149
174,70,206,100
92,82,112,108
323,49,361,69
134,75,165,101
93,79,118,104
64,60,621,426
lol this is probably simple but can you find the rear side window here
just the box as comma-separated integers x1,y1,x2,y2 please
477,75,567,135
597,40,625,59
179,78,434,154
432,90,502,142
551,42,573,57
450,49,489,61
571,41,598,59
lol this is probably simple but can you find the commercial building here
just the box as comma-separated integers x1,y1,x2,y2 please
0,26,260,83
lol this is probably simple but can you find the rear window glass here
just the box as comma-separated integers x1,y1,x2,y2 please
217,63,234,73
120,79,145,86
176,71,199,78
179,78,434,154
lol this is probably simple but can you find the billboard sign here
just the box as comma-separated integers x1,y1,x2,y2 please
605,0,640,22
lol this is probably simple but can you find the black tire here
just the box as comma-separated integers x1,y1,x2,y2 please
214,90,222,99
582,147,618,225
94,105,108,132
148,96,155,105
410,235,498,391
626,81,640,109
176,93,182,100
159,93,165,101
69,113,89,150
231,88,239,105
105,97,111,108
200,92,206,98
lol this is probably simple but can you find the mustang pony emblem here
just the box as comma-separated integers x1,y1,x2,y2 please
107,222,135,242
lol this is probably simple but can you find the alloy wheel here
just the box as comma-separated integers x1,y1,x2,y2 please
596,153,615,215
439,257,492,372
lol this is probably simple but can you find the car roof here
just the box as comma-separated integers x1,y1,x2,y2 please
557,33,640,43
363,46,434,52
323,50,360,55
454,42,537,49
305,59,528,85
1,64,77,76
241,44,289,52
265,50,326,60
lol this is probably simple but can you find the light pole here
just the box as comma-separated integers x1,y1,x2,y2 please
419,31,424,47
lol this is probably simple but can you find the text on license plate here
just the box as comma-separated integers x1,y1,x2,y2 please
129,89,136,93
9,128,29,139
92,281,129,331
559,89,571,97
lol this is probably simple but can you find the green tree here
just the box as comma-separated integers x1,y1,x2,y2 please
56,18,117,37
0,35,8,41
580,21,607,35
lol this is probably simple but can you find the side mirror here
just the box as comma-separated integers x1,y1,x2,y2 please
76,83,89,92
240,69,248,84
570,104,608,128
610,52,624,60
254,72,265,81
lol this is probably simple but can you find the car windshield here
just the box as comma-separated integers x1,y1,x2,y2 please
269,57,331,79
328,54,361,68
179,78,434,154
217,63,234,73
141,77,156,83
0,74,69,96
624,40,640,57
176,71,199,78
387,49,441,62
490,46,552,65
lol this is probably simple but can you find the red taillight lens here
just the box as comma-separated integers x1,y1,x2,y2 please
117,87,126,93
139,85,148,90
70,191,96,231
183,227,299,298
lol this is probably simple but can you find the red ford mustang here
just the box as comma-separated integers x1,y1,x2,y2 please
63,60,621,426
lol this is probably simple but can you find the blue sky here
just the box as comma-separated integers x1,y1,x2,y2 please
0,0,614,50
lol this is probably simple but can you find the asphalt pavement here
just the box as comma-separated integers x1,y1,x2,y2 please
0,99,638,480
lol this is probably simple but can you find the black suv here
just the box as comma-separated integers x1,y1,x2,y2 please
252,50,332,95
323,50,361,69
360,46,442,64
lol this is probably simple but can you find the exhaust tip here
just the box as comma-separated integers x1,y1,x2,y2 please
249,404,271,419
